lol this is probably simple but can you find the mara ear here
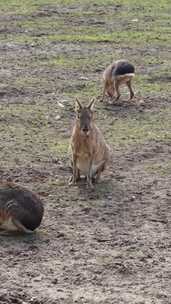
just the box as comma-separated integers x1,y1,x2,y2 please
75,98,82,112
88,98,95,110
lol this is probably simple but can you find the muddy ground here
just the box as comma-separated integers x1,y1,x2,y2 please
0,1,171,303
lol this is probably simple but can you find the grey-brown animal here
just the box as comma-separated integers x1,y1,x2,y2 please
101,59,135,102
0,182,44,233
69,98,111,189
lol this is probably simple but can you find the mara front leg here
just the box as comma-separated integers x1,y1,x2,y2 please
86,160,94,189
100,80,107,102
113,79,121,102
69,153,79,185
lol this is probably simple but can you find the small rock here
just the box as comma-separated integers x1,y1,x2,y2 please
130,195,136,201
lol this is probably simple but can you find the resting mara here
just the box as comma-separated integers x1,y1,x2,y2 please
69,98,111,189
101,59,135,102
0,182,44,233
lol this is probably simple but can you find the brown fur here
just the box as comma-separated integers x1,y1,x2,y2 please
101,60,135,102
0,209,10,222
0,182,44,233
69,99,111,189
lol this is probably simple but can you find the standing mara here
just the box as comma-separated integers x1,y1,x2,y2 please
101,59,135,102
69,98,111,189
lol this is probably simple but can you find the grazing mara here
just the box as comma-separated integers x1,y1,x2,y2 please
0,182,44,233
101,59,135,102
69,98,111,189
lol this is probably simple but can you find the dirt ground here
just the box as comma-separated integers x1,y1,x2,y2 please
0,1,171,303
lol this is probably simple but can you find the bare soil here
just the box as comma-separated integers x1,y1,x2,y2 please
0,2,171,304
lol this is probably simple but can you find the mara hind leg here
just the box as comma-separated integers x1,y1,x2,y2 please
12,218,34,234
0,221,33,235
127,79,134,100
93,161,106,184
0,217,33,235
113,80,121,102
0,228,14,236
0,224,8,235
0,210,17,234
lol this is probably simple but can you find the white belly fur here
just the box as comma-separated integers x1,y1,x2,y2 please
77,160,103,176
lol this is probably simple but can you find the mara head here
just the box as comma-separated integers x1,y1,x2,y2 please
75,98,95,136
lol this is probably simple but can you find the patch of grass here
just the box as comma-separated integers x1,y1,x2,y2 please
145,162,171,176
12,75,59,95
0,0,171,167
134,75,171,95
0,0,65,14
2,27,170,47
40,29,170,45
1,0,170,48
66,81,100,98
103,108,171,148
16,17,64,33
0,104,69,167
0,0,122,14
48,56,80,69
14,76,50,87
48,138,69,156
48,54,108,70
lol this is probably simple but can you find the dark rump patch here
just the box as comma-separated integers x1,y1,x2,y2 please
14,188,44,231
0,183,44,231
113,60,135,76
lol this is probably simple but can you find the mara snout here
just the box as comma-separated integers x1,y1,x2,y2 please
101,59,135,102
0,182,44,233
69,98,111,189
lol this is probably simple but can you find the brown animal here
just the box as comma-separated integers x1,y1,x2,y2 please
101,59,135,102
0,182,44,233
69,98,111,189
